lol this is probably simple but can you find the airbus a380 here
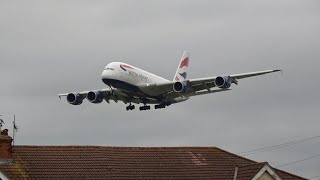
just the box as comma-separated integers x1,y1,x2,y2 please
59,51,281,111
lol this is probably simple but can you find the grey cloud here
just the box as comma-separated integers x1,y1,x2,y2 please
0,0,319,178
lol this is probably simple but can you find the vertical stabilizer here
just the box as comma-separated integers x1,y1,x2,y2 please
173,51,190,81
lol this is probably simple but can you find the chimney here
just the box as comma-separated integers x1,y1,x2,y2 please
0,129,13,164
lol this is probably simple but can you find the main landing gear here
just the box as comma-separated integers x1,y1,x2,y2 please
139,105,151,111
155,103,171,110
126,103,135,111
154,104,166,109
126,102,171,111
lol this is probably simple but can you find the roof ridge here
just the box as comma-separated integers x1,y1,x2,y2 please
237,162,268,180
213,147,257,164
238,161,307,180
274,167,308,180
14,145,218,149
238,162,268,168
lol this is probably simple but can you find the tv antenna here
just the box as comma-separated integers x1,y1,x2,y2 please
12,115,18,154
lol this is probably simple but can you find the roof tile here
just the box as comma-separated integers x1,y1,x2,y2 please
0,146,307,180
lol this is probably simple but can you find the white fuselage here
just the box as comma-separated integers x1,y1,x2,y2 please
101,62,171,97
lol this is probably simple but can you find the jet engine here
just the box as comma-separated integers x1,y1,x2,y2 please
67,93,83,105
173,81,190,93
214,76,232,89
86,91,104,104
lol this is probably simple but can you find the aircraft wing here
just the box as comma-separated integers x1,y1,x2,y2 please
59,88,160,105
145,69,281,98
188,69,282,92
58,88,135,104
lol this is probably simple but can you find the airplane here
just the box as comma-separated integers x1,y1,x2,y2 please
58,51,281,111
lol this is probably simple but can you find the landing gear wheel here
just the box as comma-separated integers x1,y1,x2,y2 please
139,105,151,111
155,104,166,109
126,103,135,111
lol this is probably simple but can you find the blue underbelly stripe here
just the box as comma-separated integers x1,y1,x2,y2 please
102,78,177,104
102,78,141,92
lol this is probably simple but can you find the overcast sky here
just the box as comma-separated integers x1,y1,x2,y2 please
0,0,319,178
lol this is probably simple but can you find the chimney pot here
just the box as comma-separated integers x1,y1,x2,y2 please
1,129,9,135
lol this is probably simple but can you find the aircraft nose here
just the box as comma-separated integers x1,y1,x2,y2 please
101,68,114,85
101,69,110,79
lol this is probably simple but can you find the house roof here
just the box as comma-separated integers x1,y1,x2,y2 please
237,162,267,180
0,146,307,180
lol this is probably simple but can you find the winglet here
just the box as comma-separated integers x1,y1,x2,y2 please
274,69,283,77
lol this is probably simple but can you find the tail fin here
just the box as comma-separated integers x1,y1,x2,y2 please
173,51,190,81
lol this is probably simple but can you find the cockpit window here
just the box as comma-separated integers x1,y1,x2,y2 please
104,67,115,70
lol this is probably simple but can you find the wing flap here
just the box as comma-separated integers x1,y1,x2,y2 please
190,81,216,92
189,88,231,97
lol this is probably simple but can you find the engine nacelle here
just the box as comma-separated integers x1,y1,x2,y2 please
214,76,232,89
173,81,190,93
67,93,83,105
86,91,104,104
